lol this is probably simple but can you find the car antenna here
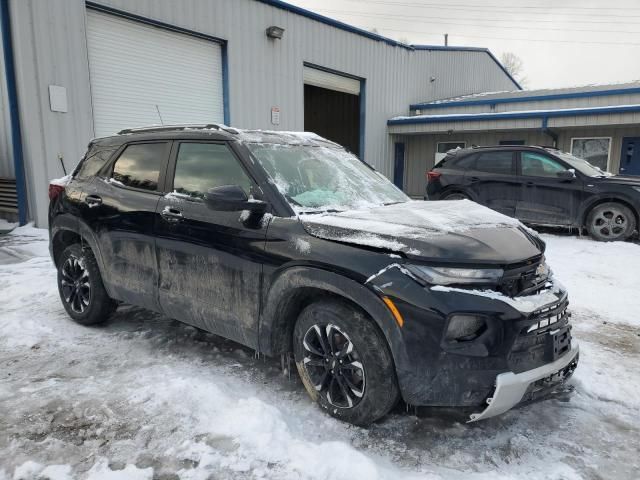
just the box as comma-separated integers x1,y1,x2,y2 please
155,105,164,125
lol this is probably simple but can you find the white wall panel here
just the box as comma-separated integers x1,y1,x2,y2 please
86,10,224,137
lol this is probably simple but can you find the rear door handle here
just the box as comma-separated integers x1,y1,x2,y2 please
161,206,183,222
470,176,480,183
525,182,535,187
85,195,102,207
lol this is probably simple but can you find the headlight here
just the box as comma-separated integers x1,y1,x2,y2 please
406,265,503,286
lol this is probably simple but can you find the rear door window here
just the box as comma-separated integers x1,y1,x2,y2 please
474,152,515,175
111,143,169,191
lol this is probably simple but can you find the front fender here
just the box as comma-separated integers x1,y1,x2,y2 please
259,266,410,371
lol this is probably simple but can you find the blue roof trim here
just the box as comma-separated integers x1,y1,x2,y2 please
411,86,640,111
388,104,640,125
255,0,412,49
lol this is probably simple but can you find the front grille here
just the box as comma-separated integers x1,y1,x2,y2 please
499,255,548,297
527,303,570,333
508,298,571,372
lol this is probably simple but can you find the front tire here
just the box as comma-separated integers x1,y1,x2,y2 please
586,202,636,242
57,244,117,325
442,192,469,200
293,299,399,426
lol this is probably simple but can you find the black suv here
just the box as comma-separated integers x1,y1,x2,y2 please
49,125,578,425
427,145,640,241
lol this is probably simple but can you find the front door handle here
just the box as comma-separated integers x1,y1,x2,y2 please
161,206,183,222
525,182,535,187
85,195,102,207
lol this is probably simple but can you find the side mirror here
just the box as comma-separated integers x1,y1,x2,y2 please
557,168,576,180
204,185,267,213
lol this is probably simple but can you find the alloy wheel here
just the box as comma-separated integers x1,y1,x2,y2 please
302,324,365,408
60,255,91,314
591,207,628,239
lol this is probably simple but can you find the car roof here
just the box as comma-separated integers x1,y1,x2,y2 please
89,124,343,149
448,145,560,158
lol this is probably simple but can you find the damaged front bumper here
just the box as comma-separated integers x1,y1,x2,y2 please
468,343,579,422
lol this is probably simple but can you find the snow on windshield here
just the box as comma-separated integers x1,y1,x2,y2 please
247,144,408,212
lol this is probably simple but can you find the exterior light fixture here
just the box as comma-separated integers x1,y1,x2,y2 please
266,26,285,39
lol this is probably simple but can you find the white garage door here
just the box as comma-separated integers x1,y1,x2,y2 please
303,66,360,96
86,10,224,137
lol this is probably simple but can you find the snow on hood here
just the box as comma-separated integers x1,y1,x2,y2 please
300,200,542,263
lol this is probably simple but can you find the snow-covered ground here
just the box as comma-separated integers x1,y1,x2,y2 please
1,225,639,479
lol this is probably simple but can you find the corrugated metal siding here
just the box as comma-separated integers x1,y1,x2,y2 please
0,25,12,178
8,0,518,226
9,0,94,225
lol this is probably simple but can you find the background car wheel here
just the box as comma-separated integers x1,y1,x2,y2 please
293,299,399,426
442,192,469,200
57,244,117,325
586,202,636,242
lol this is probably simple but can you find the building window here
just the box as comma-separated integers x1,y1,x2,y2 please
571,137,611,172
435,141,466,165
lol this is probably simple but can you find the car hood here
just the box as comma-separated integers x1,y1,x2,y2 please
299,200,543,264
596,175,640,186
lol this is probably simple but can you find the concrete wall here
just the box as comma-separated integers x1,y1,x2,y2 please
401,126,640,197
5,0,518,226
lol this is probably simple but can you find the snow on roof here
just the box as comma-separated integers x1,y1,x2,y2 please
413,81,640,108
390,103,640,123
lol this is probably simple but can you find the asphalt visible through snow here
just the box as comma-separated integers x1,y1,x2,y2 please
1,226,639,480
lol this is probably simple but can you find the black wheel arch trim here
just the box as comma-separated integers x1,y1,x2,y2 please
258,266,410,371
50,214,115,298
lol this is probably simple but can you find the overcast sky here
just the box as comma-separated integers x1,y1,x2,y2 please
286,0,640,90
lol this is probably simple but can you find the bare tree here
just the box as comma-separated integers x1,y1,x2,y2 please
500,52,528,88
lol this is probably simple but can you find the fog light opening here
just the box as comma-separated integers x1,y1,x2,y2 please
445,315,487,342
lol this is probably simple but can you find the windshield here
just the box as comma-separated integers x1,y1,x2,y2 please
248,144,409,212
554,151,612,177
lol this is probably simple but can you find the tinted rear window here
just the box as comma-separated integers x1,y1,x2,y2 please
474,152,514,175
75,147,117,179
111,143,168,191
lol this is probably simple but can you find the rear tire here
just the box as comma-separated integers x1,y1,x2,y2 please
442,192,469,200
293,299,399,426
57,244,117,325
586,202,636,242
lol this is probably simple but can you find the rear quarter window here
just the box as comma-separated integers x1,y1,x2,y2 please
74,146,118,180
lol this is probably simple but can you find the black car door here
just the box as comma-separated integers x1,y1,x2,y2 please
516,151,584,225
466,151,519,217
83,141,171,311
154,141,269,349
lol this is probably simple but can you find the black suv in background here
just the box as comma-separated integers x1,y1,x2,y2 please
49,125,578,425
427,145,640,241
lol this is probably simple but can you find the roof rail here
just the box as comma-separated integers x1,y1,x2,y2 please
117,124,239,135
